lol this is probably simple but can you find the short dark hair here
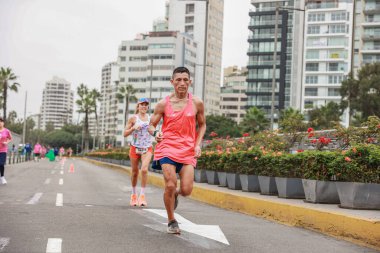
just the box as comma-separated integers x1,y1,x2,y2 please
172,66,190,79
0,117,4,122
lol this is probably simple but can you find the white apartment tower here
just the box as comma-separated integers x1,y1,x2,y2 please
302,0,354,125
168,0,224,115
99,62,119,148
116,31,197,147
220,66,248,124
40,76,74,130
353,0,380,74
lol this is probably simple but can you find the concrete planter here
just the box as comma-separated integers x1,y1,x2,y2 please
275,177,305,199
302,179,340,204
226,173,242,190
336,182,380,210
258,176,278,195
217,172,228,187
194,169,207,183
239,174,260,192
205,170,219,185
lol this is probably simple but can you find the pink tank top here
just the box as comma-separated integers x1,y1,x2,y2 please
154,93,197,167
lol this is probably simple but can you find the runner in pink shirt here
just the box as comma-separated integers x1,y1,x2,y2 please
149,67,206,234
33,142,42,162
0,117,13,185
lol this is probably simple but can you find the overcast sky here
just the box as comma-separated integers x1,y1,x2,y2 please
0,0,251,120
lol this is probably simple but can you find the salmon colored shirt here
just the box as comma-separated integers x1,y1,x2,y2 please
154,93,197,167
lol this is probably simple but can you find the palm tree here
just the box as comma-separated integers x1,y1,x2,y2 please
90,88,101,149
0,67,20,120
116,84,137,127
76,84,94,152
240,107,269,135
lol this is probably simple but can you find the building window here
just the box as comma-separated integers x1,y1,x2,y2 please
328,88,340,96
307,25,320,34
130,46,148,51
149,43,175,49
331,12,346,21
185,16,194,23
305,75,318,84
185,4,194,14
304,100,314,109
329,24,346,34
328,75,344,84
306,63,319,71
308,13,325,22
185,25,194,33
121,46,127,51
305,88,318,96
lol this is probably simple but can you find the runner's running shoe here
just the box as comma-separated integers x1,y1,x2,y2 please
130,194,138,206
167,219,180,234
1,177,7,185
138,194,147,207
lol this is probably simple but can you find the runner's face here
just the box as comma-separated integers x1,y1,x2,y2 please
171,72,191,95
138,102,149,113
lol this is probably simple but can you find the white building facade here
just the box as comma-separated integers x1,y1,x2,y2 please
40,76,74,130
168,0,224,115
98,62,119,148
115,31,197,147
302,0,354,126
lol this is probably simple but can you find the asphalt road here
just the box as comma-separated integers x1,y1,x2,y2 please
0,158,377,253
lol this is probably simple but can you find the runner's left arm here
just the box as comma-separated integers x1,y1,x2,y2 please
195,98,206,157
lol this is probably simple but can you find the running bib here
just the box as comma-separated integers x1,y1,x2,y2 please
136,147,148,154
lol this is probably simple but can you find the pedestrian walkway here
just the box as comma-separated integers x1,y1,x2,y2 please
84,158,380,251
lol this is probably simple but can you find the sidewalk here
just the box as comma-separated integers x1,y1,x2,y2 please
84,158,380,251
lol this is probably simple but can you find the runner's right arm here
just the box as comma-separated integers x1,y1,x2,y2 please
123,117,137,137
148,99,165,142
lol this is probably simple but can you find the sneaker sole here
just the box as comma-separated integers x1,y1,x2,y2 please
167,228,181,234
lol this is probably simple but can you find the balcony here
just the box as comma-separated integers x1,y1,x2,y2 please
363,6,380,15
307,2,338,10
362,33,380,41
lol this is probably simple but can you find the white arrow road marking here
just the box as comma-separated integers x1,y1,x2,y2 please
56,193,63,207
0,238,10,252
46,238,62,253
27,193,43,205
145,209,229,245
44,178,51,185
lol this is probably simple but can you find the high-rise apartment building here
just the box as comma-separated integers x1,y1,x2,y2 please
168,0,224,115
247,0,305,123
353,0,380,74
115,31,197,147
301,0,354,125
98,62,119,148
40,76,74,130
220,66,248,124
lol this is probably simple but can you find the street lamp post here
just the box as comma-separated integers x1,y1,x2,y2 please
149,57,153,114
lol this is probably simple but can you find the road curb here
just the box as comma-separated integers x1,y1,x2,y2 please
84,158,380,250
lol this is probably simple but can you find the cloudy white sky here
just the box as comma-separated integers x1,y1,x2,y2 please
0,0,251,120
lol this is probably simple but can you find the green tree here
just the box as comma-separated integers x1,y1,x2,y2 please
45,122,55,132
90,88,101,148
205,115,241,139
308,102,342,130
279,108,307,149
116,84,137,127
76,83,94,152
240,107,269,135
61,123,83,135
0,67,20,120
44,130,77,148
340,63,380,122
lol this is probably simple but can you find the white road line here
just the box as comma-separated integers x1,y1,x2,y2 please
26,193,43,205
60,171,64,175
44,178,51,185
59,179,63,185
56,193,63,207
0,237,10,252
46,238,62,253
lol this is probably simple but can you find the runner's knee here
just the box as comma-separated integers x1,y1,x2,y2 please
180,185,193,196
165,181,177,193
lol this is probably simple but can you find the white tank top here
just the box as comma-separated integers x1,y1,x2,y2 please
131,114,152,148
